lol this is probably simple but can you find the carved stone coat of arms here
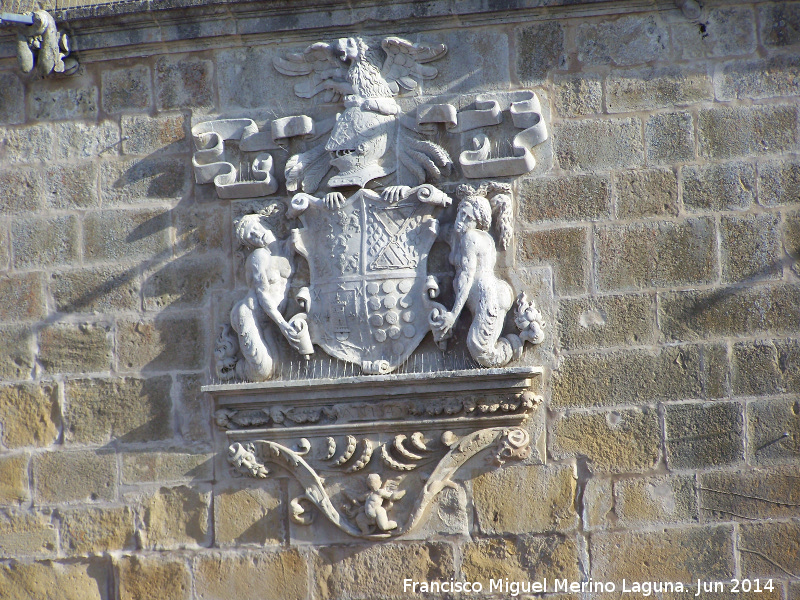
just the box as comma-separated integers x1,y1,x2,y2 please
194,34,552,540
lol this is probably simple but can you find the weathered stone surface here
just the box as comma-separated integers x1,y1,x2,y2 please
142,485,211,548
0,125,53,164
44,163,100,210
703,343,730,399
0,560,109,600
683,161,755,212
0,167,44,213
101,64,152,114
214,480,283,546
122,451,213,484
0,73,24,125
28,83,99,121
590,525,734,581
155,54,215,111
33,450,116,503
196,550,307,600
787,212,800,277
176,374,211,444
607,67,712,112
748,398,800,466
50,265,141,314
0,325,35,380
83,209,171,263
739,521,800,578
615,474,698,526
583,477,613,529
53,121,120,160
517,227,589,295
645,112,695,166
117,316,205,371
614,168,679,218
595,218,716,291
100,157,191,205
759,159,800,207
550,407,661,473
665,401,744,469
0,383,59,448
0,454,29,505
516,21,565,84
216,45,307,114
760,2,800,48
577,15,668,66
0,221,6,270
732,339,800,396
700,467,800,521
12,215,79,269
473,464,578,534
557,293,655,350
143,255,228,310
554,74,601,117
58,506,135,554
698,105,798,160
404,485,470,540
64,376,172,444
720,214,783,283
118,555,192,600
672,6,757,59
314,543,453,600
121,114,189,155
659,285,800,342
555,118,643,171
462,535,581,586
0,510,57,557
553,346,703,407
518,173,610,223
717,55,800,102
423,28,510,94
39,323,112,374
175,203,228,255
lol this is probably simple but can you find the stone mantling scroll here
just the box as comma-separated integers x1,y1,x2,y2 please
190,34,552,541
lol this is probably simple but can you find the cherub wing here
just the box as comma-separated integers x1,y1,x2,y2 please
380,37,447,94
273,42,347,102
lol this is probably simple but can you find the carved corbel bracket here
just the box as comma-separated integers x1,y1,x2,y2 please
205,367,542,541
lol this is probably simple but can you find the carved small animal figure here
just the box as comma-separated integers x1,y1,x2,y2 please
228,213,307,381
350,474,406,535
430,183,528,367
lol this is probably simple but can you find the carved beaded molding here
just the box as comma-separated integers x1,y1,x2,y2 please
195,34,552,540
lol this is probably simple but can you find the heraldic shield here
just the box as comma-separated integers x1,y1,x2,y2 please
290,188,443,374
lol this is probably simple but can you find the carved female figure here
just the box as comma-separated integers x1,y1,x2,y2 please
227,213,306,381
430,183,529,368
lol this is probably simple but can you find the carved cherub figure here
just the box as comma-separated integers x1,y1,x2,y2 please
226,212,309,381
346,473,406,535
430,183,544,367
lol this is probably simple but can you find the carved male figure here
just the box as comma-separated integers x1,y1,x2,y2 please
430,183,537,367
228,213,306,381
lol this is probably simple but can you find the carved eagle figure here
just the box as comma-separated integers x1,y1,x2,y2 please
273,36,447,104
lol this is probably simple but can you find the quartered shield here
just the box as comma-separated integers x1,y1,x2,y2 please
292,189,440,373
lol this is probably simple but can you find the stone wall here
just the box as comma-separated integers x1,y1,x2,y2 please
0,0,798,598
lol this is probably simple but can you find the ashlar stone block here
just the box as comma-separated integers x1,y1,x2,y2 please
645,112,695,166
518,173,611,224
555,117,644,171
214,480,283,546
516,21,565,85
517,227,589,295
550,407,661,473
82,208,172,263
683,161,755,212
664,401,745,470
732,339,800,397
196,550,307,600
0,325,35,381
747,398,800,466
155,54,215,111
50,265,141,314
739,521,800,578
101,64,152,114
33,450,116,503
58,506,135,555
557,293,656,351
700,467,800,521
0,559,110,600
118,555,191,600
720,213,783,283
38,323,112,374
0,383,60,448
699,105,798,160
0,125,53,164
472,463,578,534
117,316,206,371
614,474,699,527
759,159,800,207
607,67,712,112
614,168,679,218
64,376,172,444
0,72,24,125
11,215,79,269
717,55,800,101
577,15,668,67
553,74,601,117
121,114,189,155
122,451,213,484
0,509,57,558
142,485,211,549
44,163,100,210
760,2,800,48
462,535,582,586
0,453,29,505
